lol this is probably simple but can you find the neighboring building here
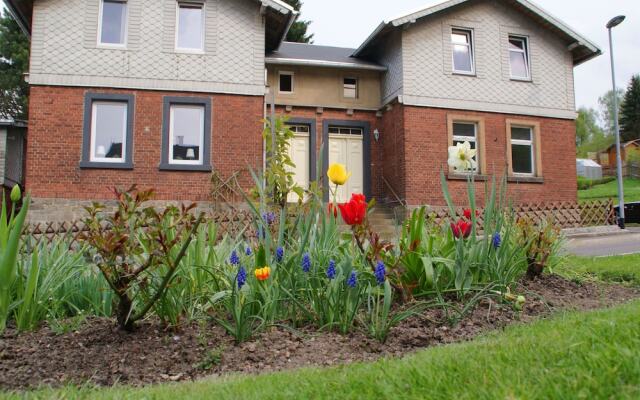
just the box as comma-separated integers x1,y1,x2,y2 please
6,0,601,221
599,140,640,168
0,119,27,192
576,159,602,180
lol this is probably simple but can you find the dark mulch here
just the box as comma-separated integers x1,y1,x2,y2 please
1,274,638,391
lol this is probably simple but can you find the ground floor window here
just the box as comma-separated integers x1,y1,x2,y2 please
160,97,212,171
506,119,542,178
80,93,134,169
447,114,485,174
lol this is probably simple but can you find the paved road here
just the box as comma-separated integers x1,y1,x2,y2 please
566,231,640,257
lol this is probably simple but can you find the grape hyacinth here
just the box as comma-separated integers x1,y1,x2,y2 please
245,246,252,256
276,246,284,262
326,260,337,280
492,232,502,249
262,212,277,225
346,271,357,288
302,252,311,273
236,266,247,289
229,250,240,266
374,261,386,285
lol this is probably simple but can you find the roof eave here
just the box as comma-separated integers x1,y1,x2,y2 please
266,57,387,71
5,0,32,37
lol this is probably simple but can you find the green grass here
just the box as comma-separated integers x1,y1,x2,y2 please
578,177,640,203
5,256,640,400
558,253,640,286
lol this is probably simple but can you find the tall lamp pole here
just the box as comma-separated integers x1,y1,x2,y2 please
607,15,626,229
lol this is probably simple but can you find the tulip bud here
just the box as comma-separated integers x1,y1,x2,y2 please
10,185,21,203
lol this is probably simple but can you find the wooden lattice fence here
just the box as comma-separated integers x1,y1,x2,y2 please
424,199,615,229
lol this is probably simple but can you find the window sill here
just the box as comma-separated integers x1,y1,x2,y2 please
452,71,477,77
79,161,133,170
97,44,128,50
447,173,489,181
507,176,544,184
510,77,532,83
159,163,212,172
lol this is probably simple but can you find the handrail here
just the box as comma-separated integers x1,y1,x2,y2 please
381,176,407,208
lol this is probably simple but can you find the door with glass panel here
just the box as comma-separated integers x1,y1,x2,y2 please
328,126,363,203
286,125,310,202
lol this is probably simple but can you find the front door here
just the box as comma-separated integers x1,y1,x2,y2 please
328,126,363,203
287,124,310,202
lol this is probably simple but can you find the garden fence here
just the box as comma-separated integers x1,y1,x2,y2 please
630,162,640,179
22,200,615,248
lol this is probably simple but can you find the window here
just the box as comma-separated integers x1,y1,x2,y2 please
328,127,363,135
447,115,486,176
176,2,204,52
452,122,479,172
510,126,535,175
279,72,294,94
98,0,127,46
81,93,134,169
161,97,212,171
343,77,358,99
508,36,530,80
451,28,474,74
288,125,310,134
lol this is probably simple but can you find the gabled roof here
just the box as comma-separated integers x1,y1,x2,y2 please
4,0,297,51
266,42,387,71
354,0,601,66
604,139,640,152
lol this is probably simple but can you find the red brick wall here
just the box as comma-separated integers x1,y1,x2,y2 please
380,103,406,203
275,106,383,199
400,105,577,206
26,86,264,201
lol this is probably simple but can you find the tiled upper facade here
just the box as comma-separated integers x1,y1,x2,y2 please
29,0,267,96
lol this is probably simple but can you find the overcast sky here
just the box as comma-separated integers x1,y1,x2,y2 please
301,0,640,112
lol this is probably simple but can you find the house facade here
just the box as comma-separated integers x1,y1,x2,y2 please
6,0,601,221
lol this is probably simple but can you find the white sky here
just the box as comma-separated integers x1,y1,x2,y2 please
301,0,640,111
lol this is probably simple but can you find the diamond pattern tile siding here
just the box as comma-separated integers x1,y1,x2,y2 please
30,0,265,95
375,0,576,115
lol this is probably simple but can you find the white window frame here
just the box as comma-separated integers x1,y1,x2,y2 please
89,101,128,163
508,35,531,80
452,121,479,172
451,28,475,75
97,0,129,48
510,126,535,176
343,77,358,99
278,71,294,94
175,1,206,54
168,104,205,165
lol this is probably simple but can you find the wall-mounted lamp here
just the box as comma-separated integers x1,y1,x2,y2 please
373,129,380,142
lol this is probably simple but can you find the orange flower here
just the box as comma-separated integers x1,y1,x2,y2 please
254,266,271,281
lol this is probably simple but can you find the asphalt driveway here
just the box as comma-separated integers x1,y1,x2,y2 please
566,229,640,257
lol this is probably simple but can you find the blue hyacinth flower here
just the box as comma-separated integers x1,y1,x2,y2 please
326,260,336,280
492,232,502,249
229,250,240,266
276,246,284,262
347,271,357,288
237,266,247,289
302,252,311,273
375,261,386,285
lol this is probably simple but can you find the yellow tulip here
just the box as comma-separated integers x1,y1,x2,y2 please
327,163,351,186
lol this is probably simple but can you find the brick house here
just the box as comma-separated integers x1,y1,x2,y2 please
6,0,601,221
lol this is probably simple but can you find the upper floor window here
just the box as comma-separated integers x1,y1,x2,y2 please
176,2,205,52
80,93,134,170
279,71,294,94
343,77,358,99
509,36,530,80
451,28,474,74
98,0,128,47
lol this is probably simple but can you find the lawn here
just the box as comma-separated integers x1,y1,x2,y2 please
578,177,640,203
558,254,640,286
7,254,640,400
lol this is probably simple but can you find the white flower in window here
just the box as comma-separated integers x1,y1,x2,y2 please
448,141,477,172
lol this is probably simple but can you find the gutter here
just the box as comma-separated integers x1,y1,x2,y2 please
5,0,31,37
266,58,387,72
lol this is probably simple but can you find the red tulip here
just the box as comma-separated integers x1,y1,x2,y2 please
338,193,367,226
451,220,472,239
463,209,479,220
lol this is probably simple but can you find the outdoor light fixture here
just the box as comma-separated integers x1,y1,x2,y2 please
374,129,380,142
606,15,626,229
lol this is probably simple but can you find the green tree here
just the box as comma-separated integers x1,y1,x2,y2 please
598,87,625,136
576,107,603,147
282,0,313,43
0,9,30,120
620,75,640,142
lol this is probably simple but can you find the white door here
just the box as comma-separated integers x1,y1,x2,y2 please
287,125,310,202
328,126,364,203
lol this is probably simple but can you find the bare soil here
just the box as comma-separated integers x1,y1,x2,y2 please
1,274,637,391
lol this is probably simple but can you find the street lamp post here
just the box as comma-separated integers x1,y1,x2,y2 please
607,15,626,229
